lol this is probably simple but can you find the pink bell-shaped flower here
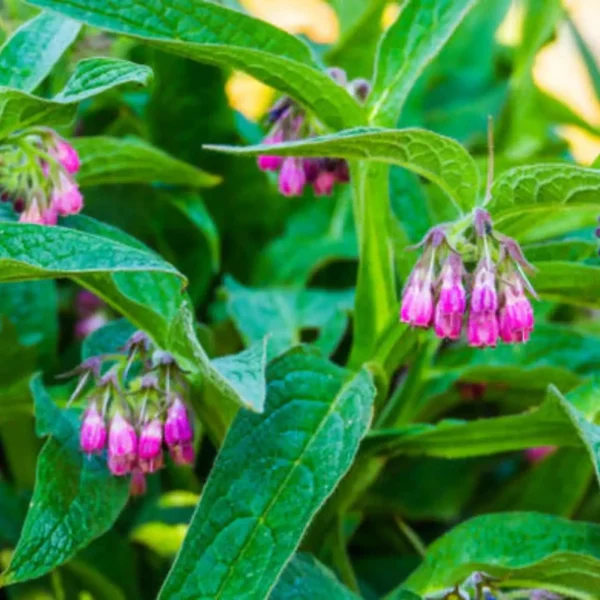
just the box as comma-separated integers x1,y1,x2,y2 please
138,418,164,474
278,158,306,197
400,260,435,328
499,276,534,344
79,402,107,455
434,254,466,340
108,412,138,476
51,138,81,174
52,172,83,216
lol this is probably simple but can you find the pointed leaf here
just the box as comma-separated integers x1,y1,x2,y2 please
207,127,480,213
73,137,220,188
368,0,477,126
159,348,375,600
29,0,364,130
0,12,80,91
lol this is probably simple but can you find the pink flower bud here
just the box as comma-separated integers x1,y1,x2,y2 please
108,412,137,476
313,171,336,196
499,278,534,344
51,138,80,174
80,402,107,455
138,419,163,474
467,311,499,348
278,158,306,197
257,130,284,171
434,255,466,340
75,313,109,340
470,261,498,313
164,398,193,447
52,172,83,216
42,205,58,226
130,468,147,497
170,441,195,466
400,264,434,328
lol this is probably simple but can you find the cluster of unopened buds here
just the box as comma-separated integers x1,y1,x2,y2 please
401,209,536,347
71,332,194,497
0,128,83,225
257,68,370,197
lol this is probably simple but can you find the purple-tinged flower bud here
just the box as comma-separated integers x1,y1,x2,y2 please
498,277,534,344
170,441,195,466
348,78,371,102
313,170,336,196
257,130,285,172
467,311,498,348
327,67,348,86
279,158,306,196
52,172,83,216
130,468,147,497
434,254,466,340
470,260,498,313
108,412,138,476
138,419,163,474
80,402,107,455
400,262,434,328
164,397,193,447
50,138,80,174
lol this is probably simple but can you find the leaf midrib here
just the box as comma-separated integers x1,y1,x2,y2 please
175,369,362,599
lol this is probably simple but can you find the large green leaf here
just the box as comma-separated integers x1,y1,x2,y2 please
0,376,130,586
394,513,600,599
368,0,478,126
489,164,600,243
0,57,152,139
53,57,153,103
365,383,600,474
207,127,480,213
73,137,220,188
29,0,364,130
223,276,354,359
0,12,80,91
271,554,360,600
159,348,375,600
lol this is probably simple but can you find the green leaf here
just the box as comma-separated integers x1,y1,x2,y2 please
53,57,153,103
0,58,153,139
368,0,477,126
210,338,268,414
0,87,74,139
207,127,480,213
223,276,354,359
533,262,600,308
365,382,600,469
159,348,375,600
566,14,600,101
523,239,598,262
0,12,80,91
28,0,364,130
271,554,360,600
73,137,220,188
1,376,129,587
82,318,135,359
395,513,600,598
489,164,600,243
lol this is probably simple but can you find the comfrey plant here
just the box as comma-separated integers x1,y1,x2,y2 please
400,208,536,347
73,332,194,496
0,128,83,224
257,68,368,197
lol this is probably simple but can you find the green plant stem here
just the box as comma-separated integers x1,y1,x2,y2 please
394,516,427,558
349,162,397,369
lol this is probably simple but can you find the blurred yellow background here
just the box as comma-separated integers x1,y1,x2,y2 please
226,0,600,164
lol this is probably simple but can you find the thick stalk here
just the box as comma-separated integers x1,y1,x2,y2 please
349,162,397,368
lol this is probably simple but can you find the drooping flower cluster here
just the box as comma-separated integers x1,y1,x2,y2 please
0,128,83,225
400,209,536,348
257,68,369,197
73,331,195,497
